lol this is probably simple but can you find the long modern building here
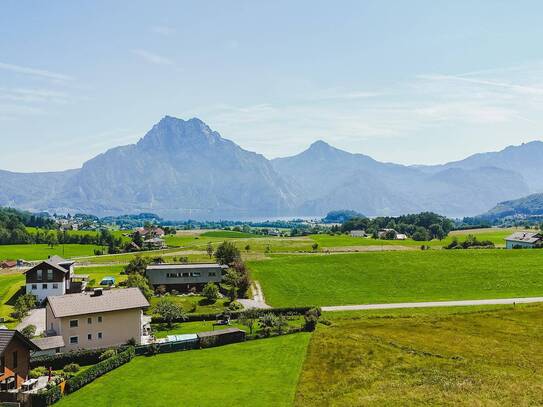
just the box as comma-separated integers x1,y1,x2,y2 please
145,263,226,292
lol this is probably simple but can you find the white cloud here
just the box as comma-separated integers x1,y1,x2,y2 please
131,49,173,65
0,62,73,81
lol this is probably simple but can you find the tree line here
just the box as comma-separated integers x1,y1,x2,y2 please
339,212,454,241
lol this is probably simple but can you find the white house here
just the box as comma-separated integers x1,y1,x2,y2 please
505,231,543,249
349,230,367,237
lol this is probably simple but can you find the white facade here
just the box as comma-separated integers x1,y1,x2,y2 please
26,282,66,302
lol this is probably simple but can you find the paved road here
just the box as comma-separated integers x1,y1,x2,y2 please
16,308,46,334
321,297,543,312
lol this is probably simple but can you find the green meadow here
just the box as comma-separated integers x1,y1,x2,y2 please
249,249,543,307
56,334,311,407
296,304,543,406
0,244,103,261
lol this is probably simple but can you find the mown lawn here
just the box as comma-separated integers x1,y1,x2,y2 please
249,250,543,307
296,304,543,406
57,333,311,407
148,295,230,315
0,271,24,326
0,244,103,261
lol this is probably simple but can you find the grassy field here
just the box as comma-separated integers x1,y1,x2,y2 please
249,250,543,307
0,271,24,326
309,227,521,249
78,265,127,286
200,230,263,238
57,333,311,407
296,304,543,406
0,244,103,261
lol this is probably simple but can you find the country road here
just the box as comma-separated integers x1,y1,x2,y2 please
321,297,543,312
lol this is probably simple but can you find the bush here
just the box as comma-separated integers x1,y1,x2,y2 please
304,307,322,332
228,301,243,311
202,282,219,303
99,349,117,361
20,324,36,339
63,363,80,373
33,384,62,407
31,347,121,370
29,366,48,379
66,347,135,394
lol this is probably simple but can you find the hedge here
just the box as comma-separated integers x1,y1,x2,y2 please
31,346,124,370
65,346,135,393
32,384,62,407
152,306,315,323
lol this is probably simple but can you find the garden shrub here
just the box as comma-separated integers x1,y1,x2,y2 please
31,346,123,370
99,349,117,361
33,384,62,407
29,366,48,379
63,363,80,373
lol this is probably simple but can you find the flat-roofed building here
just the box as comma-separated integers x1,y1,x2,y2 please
145,263,226,292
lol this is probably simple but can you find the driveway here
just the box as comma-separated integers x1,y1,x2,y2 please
321,297,543,312
238,281,271,309
16,308,46,335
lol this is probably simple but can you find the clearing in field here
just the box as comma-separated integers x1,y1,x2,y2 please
56,333,311,407
296,304,543,406
249,250,543,307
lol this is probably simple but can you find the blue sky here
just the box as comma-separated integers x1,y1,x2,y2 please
2,1,543,171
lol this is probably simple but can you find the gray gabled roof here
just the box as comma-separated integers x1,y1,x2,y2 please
0,330,41,353
32,335,65,350
146,263,227,270
505,231,543,244
47,288,150,318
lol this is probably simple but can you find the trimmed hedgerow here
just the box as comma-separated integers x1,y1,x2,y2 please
31,346,123,370
65,347,135,394
32,383,62,407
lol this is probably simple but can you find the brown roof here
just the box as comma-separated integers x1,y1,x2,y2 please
0,330,41,353
47,288,150,318
24,259,69,276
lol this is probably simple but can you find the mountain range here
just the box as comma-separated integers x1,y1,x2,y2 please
1,116,541,219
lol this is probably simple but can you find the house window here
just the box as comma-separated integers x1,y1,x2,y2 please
37,269,42,280
52,283,59,289
182,272,189,277
42,283,48,289
87,333,92,340
12,351,17,369
98,316,102,323
98,332,103,339
69,336,78,344
69,319,78,328
31,284,37,290
47,270,53,281
192,272,201,277
87,317,92,324
209,272,216,276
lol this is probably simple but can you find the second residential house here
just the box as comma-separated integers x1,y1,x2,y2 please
145,263,226,292
24,256,89,302
45,287,150,351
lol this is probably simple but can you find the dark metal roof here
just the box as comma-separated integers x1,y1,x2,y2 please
197,328,245,338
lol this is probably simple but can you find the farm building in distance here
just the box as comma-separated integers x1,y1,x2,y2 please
504,231,543,249
24,256,89,302
145,263,226,292
349,230,366,237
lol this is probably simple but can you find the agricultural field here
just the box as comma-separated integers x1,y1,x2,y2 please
0,244,103,261
249,250,543,307
308,227,521,250
0,271,25,326
296,304,543,406
56,333,311,407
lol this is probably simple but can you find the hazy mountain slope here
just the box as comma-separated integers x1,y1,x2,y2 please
420,141,543,192
272,141,529,217
51,116,296,218
0,117,539,219
482,193,543,219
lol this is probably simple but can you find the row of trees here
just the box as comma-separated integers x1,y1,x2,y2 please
340,212,454,241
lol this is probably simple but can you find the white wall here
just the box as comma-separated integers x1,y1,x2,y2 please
26,283,65,302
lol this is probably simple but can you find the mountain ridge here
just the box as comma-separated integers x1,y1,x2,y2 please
1,116,541,219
